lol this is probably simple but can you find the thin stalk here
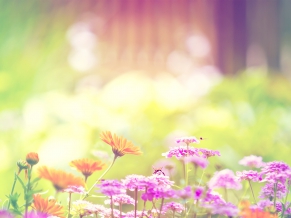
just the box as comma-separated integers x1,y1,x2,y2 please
173,211,175,218
282,181,290,217
25,167,33,218
110,196,114,218
274,182,278,209
193,165,197,184
198,169,206,186
84,156,117,200
158,198,164,218
185,143,189,185
8,172,18,209
224,187,228,202
248,180,257,205
134,188,138,218
141,188,148,216
119,204,122,218
67,193,72,218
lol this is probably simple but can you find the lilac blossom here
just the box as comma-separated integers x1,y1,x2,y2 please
259,182,287,199
176,136,200,145
236,170,262,182
62,185,87,194
0,210,14,218
194,186,205,200
239,155,265,168
104,194,135,206
163,202,185,213
123,210,148,218
24,212,48,218
122,175,148,191
203,190,225,204
261,161,290,175
141,186,175,201
198,148,221,158
208,169,242,190
175,186,193,199
203,202,238,217
97,179,126,196
184,155,209,169
147,174,174,188
162,146,199,159
102,208,122,218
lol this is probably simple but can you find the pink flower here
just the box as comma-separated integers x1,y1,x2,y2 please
236,170,262,182
175,186,193,199
208,169,242,190
122,175,148,191
104,194,135,206
198,148,221,158
184,156,209,169
162,146,199,159
62,185,87,194
239,155,265,168
163,202,185,213
176,136,200,145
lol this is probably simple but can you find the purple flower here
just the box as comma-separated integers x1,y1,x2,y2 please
198,148,221,158
259,182,287,199
256,199,273,210
184,156,208,169
276,201,291,215
175,186,193,199
25,212,48,218
141,186,175,201
203,202,238,216
194,186,204,200
239,155,265,168
208,169,242,190
0,210,14,218
85,203,106,215
62,185,87,194
122,175,148,191
147,174,174,188
203,189,225,204
104,194,135,206
236,170,262,182
162,146,199,159
176,136,200,145
102,208,122,218
124,210,148,218
97,179,126,196
261,161,290,175
163,202,185,213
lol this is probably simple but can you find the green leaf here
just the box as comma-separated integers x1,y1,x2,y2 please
16,174,26,190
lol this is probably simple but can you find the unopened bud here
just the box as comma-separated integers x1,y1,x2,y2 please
26,152,39,166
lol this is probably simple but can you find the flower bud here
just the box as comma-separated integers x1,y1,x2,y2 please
17,160,29,176
26,152,39,166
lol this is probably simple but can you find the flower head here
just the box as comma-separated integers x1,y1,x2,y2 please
0,210,14,218
198,148,221,158
70,158,105,181
71,200,99,217
26,152,39,166
236,170,262,182
208,169,242,190
32,194,64,218
38,166,85,191
17,160,29,178
239,155,265,168
184,155,209,169
24,211,48,218
175,186,193,200
100,131,142,157
163,202,185,213
122,175,148,191
176,136,200,145
97,179,126,196
162,146,199,159
62,185,87,194
104,194,135,206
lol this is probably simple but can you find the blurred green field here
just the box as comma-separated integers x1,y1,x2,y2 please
1,0,291,210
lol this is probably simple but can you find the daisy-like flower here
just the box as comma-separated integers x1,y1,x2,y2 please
71,200,96,217
163,202,185,213
97,179,126,196
70,158,106,181
104,194,135,206
162,146,199,159
176,136,200,145
37,166,85,191
208,169,242,190
62,185,87,194
236,170,262,182
239,155,265,168
32,194,64,218
198,148,221,158
100,131,142,158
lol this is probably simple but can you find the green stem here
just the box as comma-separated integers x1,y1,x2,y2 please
110,196,114,218
83,156,117,200
198,169,205,186
158,198,164,218
185,143,189,186
119,204,122,218
248,180,257,205
25,167,32,217
8,172,18,209
224,187,228,202
67,193,72,218
274,182,278,209
134,188,138,218
142,188,148,216
282,180,290,217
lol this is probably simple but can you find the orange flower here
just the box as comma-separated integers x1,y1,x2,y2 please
70,158,106,181
240,201,278,218
100,131,142,157
26,152,39,166
38,166,85,191
32,194,65,218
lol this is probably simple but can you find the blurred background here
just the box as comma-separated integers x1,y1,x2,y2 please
1,0,291,206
